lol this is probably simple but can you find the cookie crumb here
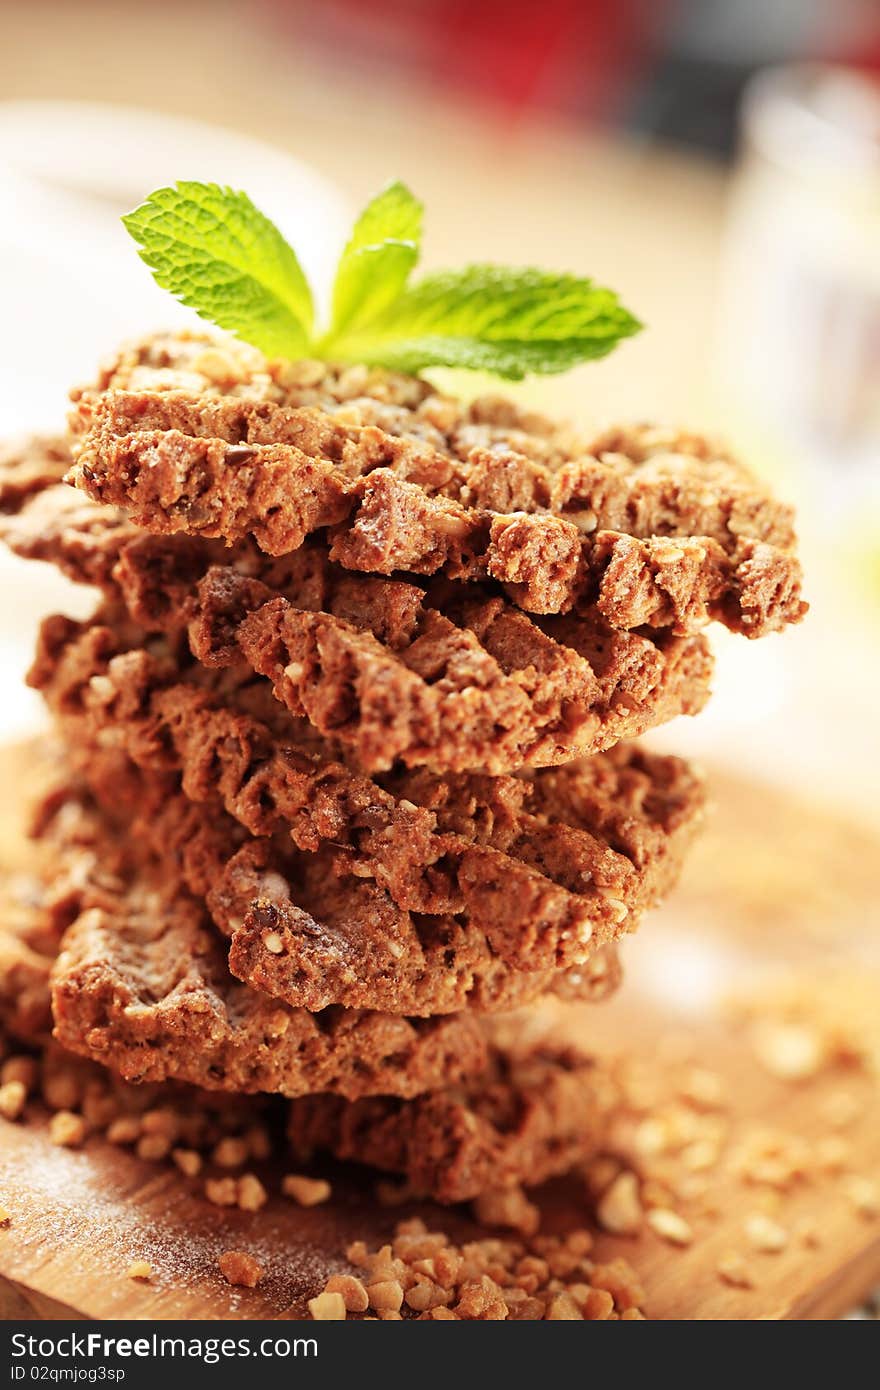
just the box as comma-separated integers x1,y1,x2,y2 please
219,1250,263,1288
127,1261,152,1281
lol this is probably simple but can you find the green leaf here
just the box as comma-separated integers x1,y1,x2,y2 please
328,181,423,339
329,265,642,378
122,181,314,358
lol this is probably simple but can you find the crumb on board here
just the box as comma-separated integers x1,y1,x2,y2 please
218,1250,263,1288
126,1261,152,1281
308,1217,645,1320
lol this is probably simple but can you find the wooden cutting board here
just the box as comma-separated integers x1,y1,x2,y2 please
0,742,878,1321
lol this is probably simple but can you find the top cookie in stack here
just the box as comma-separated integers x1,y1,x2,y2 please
70,332,805,641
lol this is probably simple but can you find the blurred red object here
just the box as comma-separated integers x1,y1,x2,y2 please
273,0,657,118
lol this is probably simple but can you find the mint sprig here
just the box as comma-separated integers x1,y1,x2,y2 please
123,180,641,379
123,182,314,359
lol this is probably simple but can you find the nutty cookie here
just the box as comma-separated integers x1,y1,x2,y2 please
67,331,805,635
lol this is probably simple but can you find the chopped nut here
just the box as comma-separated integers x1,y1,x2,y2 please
213,1136,249,1169
545,1292,583,1319
744,1213,788,1253
405,1278,450,1312
191,348,243,384
127,1261,152,1281
576,1287,615,1319
262,932,284,955
282,1173,331,1207
140,1108,179,1139
367,1279,404,1313
0,1081,27,1121
308,1290,346,1320
49,1110,86,1148
172,1148,203,1178
681,1138,720,1172
597,1171,643,1236
218,1250,263,1288
472,1184,539,1236
237,1173,268,1212
0,1206,10,1226
717,1254,753,1288
645,1208,693,1247
204,1176,238,1207
679,1068,725,1109
136,1133,172,1162
842,1176,879,1217
106,1116,142,1145
751,1022,824,1082
327,1216,644,1320
323,1274,369,1313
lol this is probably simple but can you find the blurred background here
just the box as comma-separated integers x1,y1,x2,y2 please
0,0,878,816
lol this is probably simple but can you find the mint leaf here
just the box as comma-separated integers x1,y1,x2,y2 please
123,182,642,380
329,265,642,378
327,181,423,339
123,181,314,358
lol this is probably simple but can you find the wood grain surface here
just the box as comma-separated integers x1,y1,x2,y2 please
0,740,878,1321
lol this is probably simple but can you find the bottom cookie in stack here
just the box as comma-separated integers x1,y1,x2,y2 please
0,764,621,1207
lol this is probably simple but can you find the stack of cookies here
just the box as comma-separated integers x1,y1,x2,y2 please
0,331,805,1206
